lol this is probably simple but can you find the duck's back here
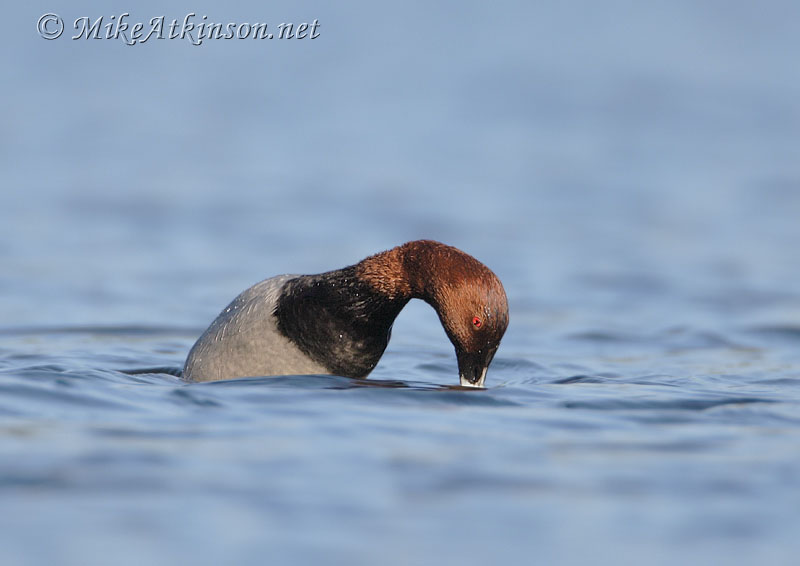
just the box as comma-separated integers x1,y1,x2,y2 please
183,274,329,382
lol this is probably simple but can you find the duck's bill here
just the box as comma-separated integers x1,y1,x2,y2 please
459,366,488,388
456,350,494,388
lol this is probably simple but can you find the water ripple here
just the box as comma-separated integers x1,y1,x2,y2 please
564,397,774,411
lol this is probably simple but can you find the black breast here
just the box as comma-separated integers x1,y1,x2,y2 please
274,266,409,378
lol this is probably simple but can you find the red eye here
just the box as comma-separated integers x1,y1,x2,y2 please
472,316,482,329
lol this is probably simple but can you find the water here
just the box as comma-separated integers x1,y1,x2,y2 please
2,1,800,564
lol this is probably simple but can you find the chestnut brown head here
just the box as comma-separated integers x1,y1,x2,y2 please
437,270,508,387
400,241,509,387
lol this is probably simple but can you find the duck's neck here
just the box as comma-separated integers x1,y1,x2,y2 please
356,240,451,306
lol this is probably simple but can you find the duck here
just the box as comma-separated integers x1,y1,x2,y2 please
183,240,509,387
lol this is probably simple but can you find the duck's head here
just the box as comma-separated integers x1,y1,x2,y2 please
436,268,509,387
401,241,508,387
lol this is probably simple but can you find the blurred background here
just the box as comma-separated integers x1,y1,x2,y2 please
2,0,798,332
1,1,799,565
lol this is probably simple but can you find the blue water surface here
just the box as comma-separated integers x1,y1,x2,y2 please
1,1,800,565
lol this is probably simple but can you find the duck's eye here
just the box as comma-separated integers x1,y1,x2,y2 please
472,316,482,329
